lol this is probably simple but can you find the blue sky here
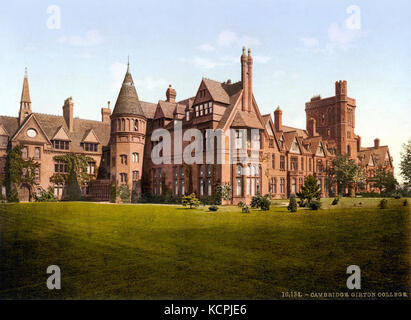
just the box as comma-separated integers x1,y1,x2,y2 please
0,0,410,180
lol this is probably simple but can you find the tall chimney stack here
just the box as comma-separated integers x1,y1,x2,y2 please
247,48,253,112
308,118,317,136
241,47,249,112
63,97,74,132
166,85,176,102
101,101,111,123
274,106,282,132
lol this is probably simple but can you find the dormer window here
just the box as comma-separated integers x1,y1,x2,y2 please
194,102,213,117
53,140,69,150
83,143,98,152
0,135,8,147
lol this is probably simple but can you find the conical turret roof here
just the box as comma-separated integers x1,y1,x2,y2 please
112,64,144,116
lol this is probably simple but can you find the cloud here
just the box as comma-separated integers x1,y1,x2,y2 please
301,37,320,49
59,29,103,47
217,30,261,48
253,56,271,64
134,77,168,91
220,55,271,65
326,22,361,51
198,43,215,52
192,56,219,69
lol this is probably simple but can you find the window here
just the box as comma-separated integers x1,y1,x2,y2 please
54,183,64,198
132,153,139,163
186,111,190,121
291,157,298,171
55,161,68,173
209,102,213,114
84,143,98,152
246,178,251,195
271,154,275,169
236,164,243,196
134,120,138,131
87,162,96,175
269,178,277,194
0,135,8,147
292,178,297,194
200,104,204,116
347,145,351,156
317,160,323,172
34,147,40,159
269,139,274,148
53,140,69,150
120,155,127,165
132,171,140,181
120,173,128,184
180,167,185,195
301,157,304,171
235,130,243,149
280,155,285,170
309,158,312,171
206,178,211,196
195,106,199,117
34,167,40,181
22,146,28,159
280,178,285,193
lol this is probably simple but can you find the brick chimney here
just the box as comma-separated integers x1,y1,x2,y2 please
101,101,111,123
166,85,176,102
308,118,317,136
241,47,249,111
247,48,253,112
357,135,361,152
274,106,282,132
374,138,380,148
63,97,74,132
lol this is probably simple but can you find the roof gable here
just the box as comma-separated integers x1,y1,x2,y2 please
82,129,100,143
11,113,51,144
0,124,9,136
368,155,375,167
290,137,301,154
52,126,70,141
316,142,325,157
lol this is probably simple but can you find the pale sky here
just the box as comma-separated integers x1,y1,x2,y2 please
0,0,410,181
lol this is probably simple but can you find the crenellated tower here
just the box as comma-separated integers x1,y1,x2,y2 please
110,61,147,201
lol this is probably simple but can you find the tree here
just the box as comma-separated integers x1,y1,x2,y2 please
215,184,232,205
181,193,200,209
371,169,398,194
297,175,321,205
50,153,93,200
329,155,361,195
400,139,411,184
5,145,40,202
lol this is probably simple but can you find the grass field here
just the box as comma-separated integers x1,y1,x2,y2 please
0,198,409,299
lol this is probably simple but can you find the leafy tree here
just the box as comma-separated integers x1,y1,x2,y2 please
5,145,40,202
287,195,298,212
118,185,130,203
371,169,398,194
50,153,94,200
214,184,232,205
328,155,362,195
399,139,411,184
181,193,200,208
297,175,321,205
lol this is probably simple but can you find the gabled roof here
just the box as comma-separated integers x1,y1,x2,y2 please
52,126,71,141
112,69,144,116
82,129,100,144
0,124,10,136
140,101,157,119
155,101,177,119
282,125,308,138
231,110,264,129
358,145,392,168
202,78,230,104
0,116,19,137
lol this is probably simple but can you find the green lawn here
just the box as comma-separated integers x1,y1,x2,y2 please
0,199,409,299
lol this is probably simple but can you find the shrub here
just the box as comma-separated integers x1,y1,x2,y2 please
237,201,245,208
309,200,322,210
251,194,262,208
403,199,408,206
209,205,218,211
260,197,271,211
65,170,82,201
288,195,298,212
242,205,250,213
34,189,56,202
331,197,339,206
298,200,307,207
378,199,388,209
181,193,200,209
392,192,401,199
118,185,130,203
109,184,117,203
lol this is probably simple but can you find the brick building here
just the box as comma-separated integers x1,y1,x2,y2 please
0,49,394,202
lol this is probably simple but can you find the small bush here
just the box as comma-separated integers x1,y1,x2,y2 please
288,195,298,212
260,197,271,211
242,205,250,213
309,200,322,210
209,205,218,212
118,185,130,203
34,189,56,202
378,199,388,209
251,194,262,208
237,201,245,208
403,199,408,206
392,192,401,199
331,198,339,206
182,193,200,209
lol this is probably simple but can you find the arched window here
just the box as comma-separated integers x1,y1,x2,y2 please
134,120,138,131
121,119,125,131
347,145,351,156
